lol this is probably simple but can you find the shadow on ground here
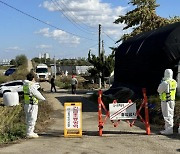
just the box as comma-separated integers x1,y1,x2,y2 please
39,130,64,138
55,96,98,112
44,89,97,95
83,130,149,136
39,130,149,138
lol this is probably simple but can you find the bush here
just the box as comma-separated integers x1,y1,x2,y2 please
0,124,26,143
11,65,28,80
35,101,53,132
0,105,26,144
0,99,53,144
55,75,99,90
0,75,12,84
55,76,71,89
56,81,71,89
15,55,28,67
0,55,28,83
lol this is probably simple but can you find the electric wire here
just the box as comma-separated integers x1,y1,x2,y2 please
51,0,96,35
101,27,116,43
103,41,117,51
102,33,116,47
0,0,96,41
99,31,116,55
102,30,116,43
59,0,97,31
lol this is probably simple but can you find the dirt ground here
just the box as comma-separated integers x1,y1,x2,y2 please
0,82,180,154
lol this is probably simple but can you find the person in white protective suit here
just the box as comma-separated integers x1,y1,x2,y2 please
23,73,46,138
157,69,177,135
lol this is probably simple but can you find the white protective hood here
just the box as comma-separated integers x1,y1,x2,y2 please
163,69,173,80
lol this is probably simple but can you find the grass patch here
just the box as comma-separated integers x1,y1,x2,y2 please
0,75,12,84
0,65,28,84
11,66,28,80
0,104,26,144
0,99,53,145
36,101,53,132
0,124,26,143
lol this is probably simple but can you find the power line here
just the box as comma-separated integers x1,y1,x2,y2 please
86,43,99,50
0,0,96,41
51,0,96,35
102,29,116,43
59,0,97,31
103,41,116,50
100,32,117,53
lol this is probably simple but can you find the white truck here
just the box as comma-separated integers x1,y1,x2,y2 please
35,64,50,81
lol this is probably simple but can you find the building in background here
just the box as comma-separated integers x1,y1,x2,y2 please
39,53,50,59
0,59,11,65
53,65,93,75
44,53,50,59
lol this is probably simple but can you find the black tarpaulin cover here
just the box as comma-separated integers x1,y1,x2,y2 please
109,22,180,99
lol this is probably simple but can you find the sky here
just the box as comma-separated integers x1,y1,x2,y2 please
0,0,180,60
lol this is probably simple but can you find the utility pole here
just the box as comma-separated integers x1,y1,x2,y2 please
102,40,105,88
99,24,101,57
98,24,102,89
44,53,46,64
54,56,56,79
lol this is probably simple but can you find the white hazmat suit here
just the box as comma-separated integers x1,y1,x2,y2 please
157,69,177,135
24,80,45,138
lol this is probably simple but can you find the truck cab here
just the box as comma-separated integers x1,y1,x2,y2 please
35,64,50,81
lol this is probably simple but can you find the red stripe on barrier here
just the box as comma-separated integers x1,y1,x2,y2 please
110,103,134,120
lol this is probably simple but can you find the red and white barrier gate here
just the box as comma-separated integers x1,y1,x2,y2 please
98,88,151,136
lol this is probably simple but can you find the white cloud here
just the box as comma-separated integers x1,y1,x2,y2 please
35,28,80,45
5,46,24,51
36,44,52,49
41,0,128,38
35,28,50,37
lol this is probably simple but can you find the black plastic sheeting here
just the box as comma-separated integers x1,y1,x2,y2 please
105,22,180,100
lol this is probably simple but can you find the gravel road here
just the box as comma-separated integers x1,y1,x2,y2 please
0,82,180,154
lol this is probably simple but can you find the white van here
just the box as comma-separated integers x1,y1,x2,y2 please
35,64,50,81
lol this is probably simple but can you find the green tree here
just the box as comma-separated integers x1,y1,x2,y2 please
10,59,17,66
45,58,53,67
88,50,115,79
57,58,91,66
114,0,180,42
31,57,41,64
15,55,28,67
104,54,115,77
31,57,54,67
76,58,91,66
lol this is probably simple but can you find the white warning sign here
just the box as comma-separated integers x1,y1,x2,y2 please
65,105,81,129
109,102,137,120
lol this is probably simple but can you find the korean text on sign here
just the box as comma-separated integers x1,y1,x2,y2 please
109,102,137,120
66,106,81,129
